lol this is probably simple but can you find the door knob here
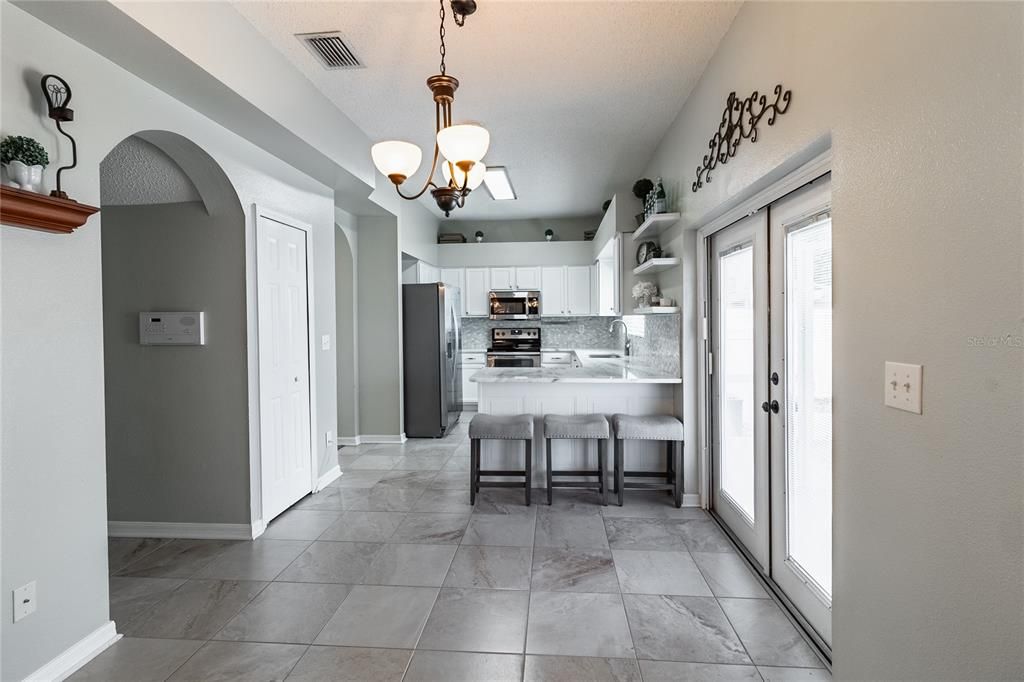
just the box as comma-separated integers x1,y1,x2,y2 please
761,400,779,414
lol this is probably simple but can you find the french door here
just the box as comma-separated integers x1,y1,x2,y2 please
708,175,833,649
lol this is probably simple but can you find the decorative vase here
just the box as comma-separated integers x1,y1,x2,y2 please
635,293,652,309
3,160,44,192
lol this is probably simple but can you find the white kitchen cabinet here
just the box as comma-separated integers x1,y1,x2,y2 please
590,263,600,315
541,266,566,316
489,267,515,290
514,266,541,290
440,267,466,315
565,265,592,316
417,262,441,284
464,267,491,317
461,351,486,408
595,235,621,316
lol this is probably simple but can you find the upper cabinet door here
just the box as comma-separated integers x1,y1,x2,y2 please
441,268,466,315
464,267,491,317
514,266,541,290
541,266,566,316
419,263,441,284
565,265,592,316
490,267,515,290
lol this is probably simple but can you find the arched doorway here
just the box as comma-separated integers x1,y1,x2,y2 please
99,132,251,599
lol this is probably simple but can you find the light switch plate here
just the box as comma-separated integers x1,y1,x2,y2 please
13,581,36,622
321,335,330,351
885,362,923,414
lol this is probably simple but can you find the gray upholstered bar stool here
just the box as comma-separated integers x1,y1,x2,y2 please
611,414,684,508
469,414,534,506
543,414,610,506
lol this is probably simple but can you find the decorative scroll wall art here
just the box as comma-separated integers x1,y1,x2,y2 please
692,84,792,192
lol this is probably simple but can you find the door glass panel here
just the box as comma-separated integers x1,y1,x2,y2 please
718,243,756,520
785,217,833,598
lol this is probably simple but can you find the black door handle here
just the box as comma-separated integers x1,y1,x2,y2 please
761,400,780,414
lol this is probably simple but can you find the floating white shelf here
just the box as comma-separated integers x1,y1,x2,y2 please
632,306,680,314
632,212,681,242
633,257,681,276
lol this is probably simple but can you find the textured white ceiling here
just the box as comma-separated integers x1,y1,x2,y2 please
233,1,739,219
100,135,201,206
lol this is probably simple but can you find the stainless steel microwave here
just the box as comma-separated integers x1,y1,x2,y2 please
488,290,541,320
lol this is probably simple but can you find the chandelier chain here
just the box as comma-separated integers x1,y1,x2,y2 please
438,0,446,75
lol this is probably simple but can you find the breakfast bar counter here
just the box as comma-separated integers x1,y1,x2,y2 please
469,352,681,488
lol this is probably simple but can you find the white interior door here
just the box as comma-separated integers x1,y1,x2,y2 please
257,212,313,523
769,177,833,646
709,211,770,569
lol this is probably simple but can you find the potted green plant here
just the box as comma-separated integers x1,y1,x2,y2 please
1,135,49,193
632,178,654,226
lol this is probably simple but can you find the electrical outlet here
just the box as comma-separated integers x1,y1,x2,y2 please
13,582,36,622
321,335,331,351
884,362,923,414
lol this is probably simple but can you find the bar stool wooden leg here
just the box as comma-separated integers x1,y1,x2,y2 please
470,438,479,505
674,440,683,508
525,439,533,506
615,439,624,507
599,438,607,506
545,437,553,505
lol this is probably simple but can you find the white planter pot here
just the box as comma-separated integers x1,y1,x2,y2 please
3,160,44,192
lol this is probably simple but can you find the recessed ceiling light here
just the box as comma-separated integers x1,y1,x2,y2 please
484,166,517,201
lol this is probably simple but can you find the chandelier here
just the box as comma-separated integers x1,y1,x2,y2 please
370,0,489,217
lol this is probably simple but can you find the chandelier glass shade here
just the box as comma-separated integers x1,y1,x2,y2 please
442,159,486,190
370,140,422,183
369,0,486,216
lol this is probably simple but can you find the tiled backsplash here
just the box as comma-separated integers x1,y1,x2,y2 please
461,317,619,350
623,313,681,376
461,313,680,377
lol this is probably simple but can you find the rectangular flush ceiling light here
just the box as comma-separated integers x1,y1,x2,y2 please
484,166,517,201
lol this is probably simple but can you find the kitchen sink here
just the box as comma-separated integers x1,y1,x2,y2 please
588,353,622,359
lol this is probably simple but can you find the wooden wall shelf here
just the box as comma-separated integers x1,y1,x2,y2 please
0,185,99,234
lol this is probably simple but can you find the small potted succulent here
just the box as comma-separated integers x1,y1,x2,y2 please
1,135,49,193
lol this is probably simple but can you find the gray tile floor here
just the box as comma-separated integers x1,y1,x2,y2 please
81,413,831,681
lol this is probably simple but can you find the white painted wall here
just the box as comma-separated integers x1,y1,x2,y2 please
440,216,601,243
642,3,1023,678
0,5,338,678
437,241,597,267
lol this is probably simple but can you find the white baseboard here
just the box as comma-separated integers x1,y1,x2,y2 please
25,620,121,681
315,465,341,491
249,518,267,539
683,493,701,507
358,433,407,444
337,435,361,446
108,521,256,540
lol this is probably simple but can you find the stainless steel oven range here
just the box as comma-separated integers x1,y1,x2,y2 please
486,327,541,367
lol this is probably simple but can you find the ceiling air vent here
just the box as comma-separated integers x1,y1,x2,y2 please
297,32,363,70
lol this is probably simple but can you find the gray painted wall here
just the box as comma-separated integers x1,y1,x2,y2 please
439,216,602,243
642,3,1023,678
0,5,339,678
102,202,249,524
356,216,403,437
335,210,359,440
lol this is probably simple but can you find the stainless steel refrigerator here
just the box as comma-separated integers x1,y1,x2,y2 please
402,283,462,437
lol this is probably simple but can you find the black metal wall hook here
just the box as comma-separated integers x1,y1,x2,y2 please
692,84,792,193
40,74,77,199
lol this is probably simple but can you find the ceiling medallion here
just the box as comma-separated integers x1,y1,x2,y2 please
370,0,488,217
692,85,792,192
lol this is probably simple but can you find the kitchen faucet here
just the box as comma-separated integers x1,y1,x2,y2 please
608,319,631,357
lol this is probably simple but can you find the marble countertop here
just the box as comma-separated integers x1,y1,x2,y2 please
469,348,681,384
